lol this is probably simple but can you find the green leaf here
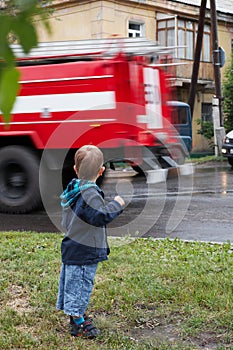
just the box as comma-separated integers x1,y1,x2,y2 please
11,18,38,53
0,16,14,63
0,15,10,42
0,0,52,125
0,67,21,124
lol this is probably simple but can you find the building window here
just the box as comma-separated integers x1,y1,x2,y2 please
178,19,194,60
202,25,211,62
202,103,212,122
128,22,143,38
157,18,175,46
157,17,211,62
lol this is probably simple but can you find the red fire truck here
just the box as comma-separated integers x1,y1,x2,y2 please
0,38,188,213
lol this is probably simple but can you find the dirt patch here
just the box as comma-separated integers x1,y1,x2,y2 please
131,322,181,342
95,307,233,349
126,314,233,349
130,325,232,349
6,284,33,314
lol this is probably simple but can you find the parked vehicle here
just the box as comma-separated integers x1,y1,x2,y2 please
221,130,233,166
0,38,189,213
168,101,192,154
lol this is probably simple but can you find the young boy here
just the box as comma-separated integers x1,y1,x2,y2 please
56,145,125,339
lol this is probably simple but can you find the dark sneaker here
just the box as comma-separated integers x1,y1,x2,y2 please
70,316,99,339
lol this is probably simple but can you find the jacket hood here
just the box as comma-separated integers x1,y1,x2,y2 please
60,178,98,208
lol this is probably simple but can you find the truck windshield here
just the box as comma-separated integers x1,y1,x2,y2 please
171,106,188,125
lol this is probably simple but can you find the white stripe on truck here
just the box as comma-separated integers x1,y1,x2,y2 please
11,91,116,114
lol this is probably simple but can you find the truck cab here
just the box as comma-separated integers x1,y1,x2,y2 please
167,101,192,153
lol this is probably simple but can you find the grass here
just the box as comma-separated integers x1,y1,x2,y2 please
0,232,233,349
189,155,227,164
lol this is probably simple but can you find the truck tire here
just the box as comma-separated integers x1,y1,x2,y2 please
170,146,186,165
0,146,41,213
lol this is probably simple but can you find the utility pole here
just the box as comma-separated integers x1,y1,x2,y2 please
210,0,225,155
188,0,225,155
188,0,207,119
210,0,223,127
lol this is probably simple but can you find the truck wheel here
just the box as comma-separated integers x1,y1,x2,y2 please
131,165,145,176
228,157,233,167
0,146,41,213
170,147,186,165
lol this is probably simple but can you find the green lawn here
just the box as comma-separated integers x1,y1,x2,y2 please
0,232,233,349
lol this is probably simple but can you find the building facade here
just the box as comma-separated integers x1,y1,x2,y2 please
37,0,233,153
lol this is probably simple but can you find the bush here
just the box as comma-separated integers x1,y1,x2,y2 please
223,51,233,132
196,118,214,149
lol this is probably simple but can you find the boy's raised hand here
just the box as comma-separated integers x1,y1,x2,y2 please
114,195,125,207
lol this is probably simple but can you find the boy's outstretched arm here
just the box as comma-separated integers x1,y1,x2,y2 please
78,189,125,227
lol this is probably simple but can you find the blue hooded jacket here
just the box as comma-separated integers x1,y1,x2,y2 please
60,178,123,265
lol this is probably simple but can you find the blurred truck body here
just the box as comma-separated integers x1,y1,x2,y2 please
0,38,191,213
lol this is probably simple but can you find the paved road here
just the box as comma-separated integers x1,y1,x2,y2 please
105,161,233,243
1,161,232,243
168,162,233,243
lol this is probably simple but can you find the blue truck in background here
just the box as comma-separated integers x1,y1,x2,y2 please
168,101,193,154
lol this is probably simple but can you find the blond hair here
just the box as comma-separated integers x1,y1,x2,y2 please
74,145,104,180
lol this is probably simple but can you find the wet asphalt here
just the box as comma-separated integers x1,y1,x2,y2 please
0,161,232,243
